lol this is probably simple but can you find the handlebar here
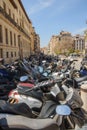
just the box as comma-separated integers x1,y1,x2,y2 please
18,78,62,93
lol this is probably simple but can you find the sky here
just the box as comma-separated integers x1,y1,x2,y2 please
21,0,87,47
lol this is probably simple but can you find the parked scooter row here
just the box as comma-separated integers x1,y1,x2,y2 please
0,54,87,130
0,80,86,130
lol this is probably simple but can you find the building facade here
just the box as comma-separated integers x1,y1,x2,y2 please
84,30,87,54
40,46,48,55
0,0,37,63
48,35,59,55
73,34,85,52
33,30,40,54
48,31,73,55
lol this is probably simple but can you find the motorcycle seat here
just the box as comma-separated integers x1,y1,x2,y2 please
17,83,34,88
0,100,33,118
0,114,59,130
75,75,87,83
18,87,43,101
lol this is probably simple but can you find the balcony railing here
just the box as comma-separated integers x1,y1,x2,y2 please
0,6,30,39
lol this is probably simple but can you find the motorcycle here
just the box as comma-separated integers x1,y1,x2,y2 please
0,72,86,129
0,104,86,130
8,76,84,118
8,79,58,116
0,104,71,130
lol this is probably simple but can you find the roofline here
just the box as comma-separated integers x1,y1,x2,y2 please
18,0,32,24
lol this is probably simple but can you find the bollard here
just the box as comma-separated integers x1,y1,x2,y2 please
80,84,87,112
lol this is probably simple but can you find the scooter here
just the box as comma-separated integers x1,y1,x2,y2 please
0,104,86,130
8,79,58,116
8,76,83,118
0,78,86,129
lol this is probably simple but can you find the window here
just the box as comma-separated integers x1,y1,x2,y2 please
15,52,16,57
14,33,16,46
6,52,9,58
5,28,8,44
10,31,12,45
3,2,6,11
18,35,20,48
9,9,11,17
17,19,18,24
13,13,15,21
11,52,13,57
0,25,3,43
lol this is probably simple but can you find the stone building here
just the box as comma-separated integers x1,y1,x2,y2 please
58,31,73,53
73,34,85,53
84,30,87,54
40,46,48,55
48,31,73,55
0,0,37,63
33,30,40,54
30,27,40,55
48,35,59,55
